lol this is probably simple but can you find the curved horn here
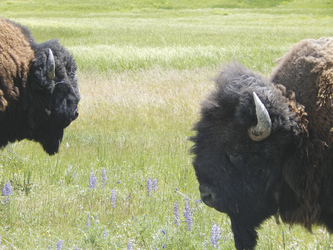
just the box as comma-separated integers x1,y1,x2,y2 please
47,48,55,80
248,92,272,141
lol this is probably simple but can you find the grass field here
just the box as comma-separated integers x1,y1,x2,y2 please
0,0,333,249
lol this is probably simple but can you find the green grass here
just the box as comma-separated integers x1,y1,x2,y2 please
0,0,333,249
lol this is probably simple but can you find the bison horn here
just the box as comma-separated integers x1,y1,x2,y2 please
248,92,272,141
47,48,55,80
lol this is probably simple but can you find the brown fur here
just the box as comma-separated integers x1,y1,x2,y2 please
271,37,333,231
0,18,34,111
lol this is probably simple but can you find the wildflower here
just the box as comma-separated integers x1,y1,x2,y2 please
210,222,221,249
2,180,12,196
161,230,166,235
89,170,97,189
183,197,192,231
117,181,121,184
147,178,152,196
102,168,106,189
152,179,157,191
111,189,116,208
56,239,63,250
174,201,179,226
102,227,107,237
86,214,91,227
127,239,133,250
174,187,178,194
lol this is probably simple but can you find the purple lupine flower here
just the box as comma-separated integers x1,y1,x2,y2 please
102,168,106,189
89,170,97,189
103,227,107,237
56,239,63,250
127,239,133,250
147,178,152,196
152,179,157,191
2,180,12,196
111,189,116,208
183,197,192,231
174,201,179,226
86,214,91,227
210,222,221,249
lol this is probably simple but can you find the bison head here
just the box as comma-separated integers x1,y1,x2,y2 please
27,40,80,155
191,62,303,249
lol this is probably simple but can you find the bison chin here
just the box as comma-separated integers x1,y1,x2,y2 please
33,125,64,155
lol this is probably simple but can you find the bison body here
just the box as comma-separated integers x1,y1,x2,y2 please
0,18,80,155
191,37,333,249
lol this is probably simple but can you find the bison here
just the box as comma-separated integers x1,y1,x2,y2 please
0,18,80,155
190,37,333,249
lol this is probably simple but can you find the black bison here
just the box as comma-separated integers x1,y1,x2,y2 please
191,37,333,249
0,18,80,155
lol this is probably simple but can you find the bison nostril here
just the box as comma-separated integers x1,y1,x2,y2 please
201,192,213,207
199,186,215,208
73,110,79,120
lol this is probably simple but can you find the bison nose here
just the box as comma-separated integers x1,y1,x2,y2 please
73,109,79,120
199,186,215,208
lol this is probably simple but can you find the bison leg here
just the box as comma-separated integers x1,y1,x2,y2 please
230,218,258,250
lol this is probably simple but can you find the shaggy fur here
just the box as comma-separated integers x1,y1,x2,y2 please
0,18,80,155
191,37,333,250
0,19,34,111
271,37,333,231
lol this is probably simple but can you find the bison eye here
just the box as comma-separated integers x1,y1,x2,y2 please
229,152,244,167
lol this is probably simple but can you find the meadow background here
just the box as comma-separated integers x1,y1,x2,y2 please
0,0,333,249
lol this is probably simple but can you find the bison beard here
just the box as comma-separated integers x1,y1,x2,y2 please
0,18,80,155
191,37,333,250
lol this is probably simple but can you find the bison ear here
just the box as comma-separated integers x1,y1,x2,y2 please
47,48,55,80
248,92,272,141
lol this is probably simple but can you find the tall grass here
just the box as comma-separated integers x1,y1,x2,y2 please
0,0,333,249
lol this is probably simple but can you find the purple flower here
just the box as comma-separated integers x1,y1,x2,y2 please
2,180,12,196
174,188,178,194
102,168,106,189
89,170,97,189
127,239,133,250
210,222,221,249
161,230,166,235
117,181,121,184
56,239,63,250
174,201,179,226
103,227,107,237
183,197,192,231
152,179,157,191
111,189,116,208
86,214,91,227
147,178,152,196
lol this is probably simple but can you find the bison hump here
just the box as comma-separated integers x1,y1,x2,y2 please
0,18,34,111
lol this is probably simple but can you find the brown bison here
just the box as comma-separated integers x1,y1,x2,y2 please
0,18,80,155
191,37,333,249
